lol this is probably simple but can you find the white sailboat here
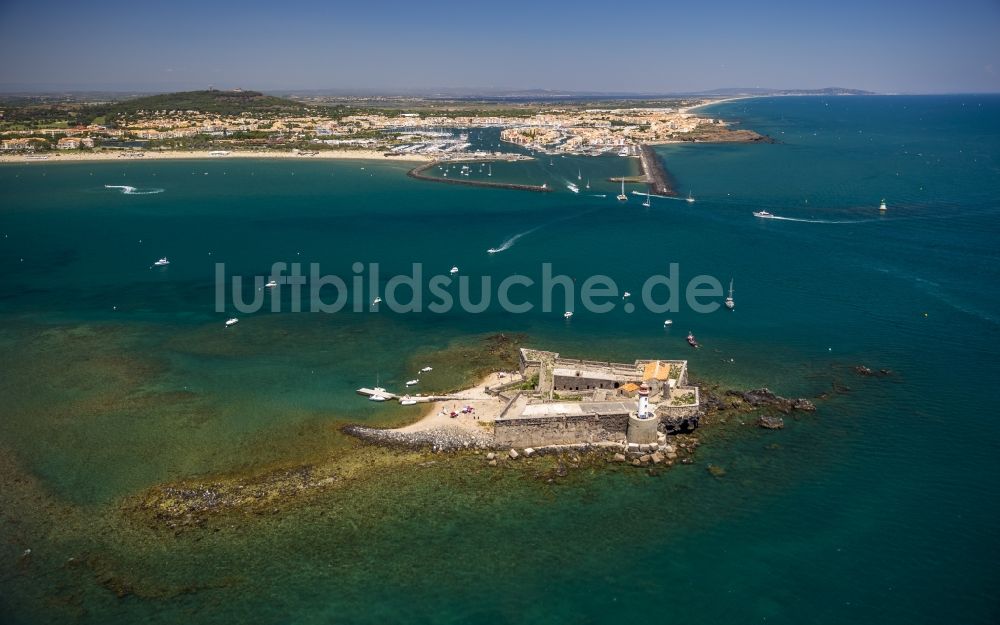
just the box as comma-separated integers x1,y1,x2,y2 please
643,191,651,207
370,374,388,401
686,191,695,203
585,178,590,190
616,178,628,202
577,169,582,181
725,279,735,310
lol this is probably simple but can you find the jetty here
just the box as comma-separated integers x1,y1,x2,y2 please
408,160,552,193
356,387,470,403
638,145,676,196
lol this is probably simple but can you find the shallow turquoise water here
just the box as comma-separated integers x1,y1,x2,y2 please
0,95,998,623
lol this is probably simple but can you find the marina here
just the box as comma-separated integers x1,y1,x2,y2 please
407,157,552,193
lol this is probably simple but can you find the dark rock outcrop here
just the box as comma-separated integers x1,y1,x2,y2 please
725,388,816,414
758,415,785,429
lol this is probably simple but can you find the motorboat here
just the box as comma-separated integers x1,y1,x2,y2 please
449,266,459,275
623,291,631,299
372,296,382,305
265,279,278,288
752,211,775,219
154,257,170,266
405,379,419,386
687,332,699,348
563,311,574,319
879,198,887,211
225,318,239,327
663,319,673,326
487,248,499,254
616,177,627,202
420,366,433,373
400,396,417,406
725,279,735,310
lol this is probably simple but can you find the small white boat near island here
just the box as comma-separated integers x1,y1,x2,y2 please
225,317,239,327
563,311,574,319
663,319,673,326
153,257,170,266
449,266,459,275
369,377,388,401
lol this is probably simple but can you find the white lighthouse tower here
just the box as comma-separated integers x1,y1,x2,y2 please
627,381,659,444
637,382,651,419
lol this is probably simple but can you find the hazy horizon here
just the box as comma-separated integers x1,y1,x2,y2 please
1,0,999,94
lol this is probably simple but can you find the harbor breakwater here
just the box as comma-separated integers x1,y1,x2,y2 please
408,160,553,193
639,145,677,196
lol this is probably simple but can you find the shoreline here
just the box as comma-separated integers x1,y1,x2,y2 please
345,372,510,450
682,96,758,114
0,149,433,165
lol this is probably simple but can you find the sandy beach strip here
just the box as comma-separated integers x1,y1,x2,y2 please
0,149,433,165
396,372,515,434
681,96,757,114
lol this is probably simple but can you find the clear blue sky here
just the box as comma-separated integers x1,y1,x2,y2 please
1,0,998,93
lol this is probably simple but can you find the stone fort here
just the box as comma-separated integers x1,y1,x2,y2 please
489,348,701,448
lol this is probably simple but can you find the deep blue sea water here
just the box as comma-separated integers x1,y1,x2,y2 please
0,95,998,624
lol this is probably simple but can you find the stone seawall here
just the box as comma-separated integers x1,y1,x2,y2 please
341,424,493,451
639,145,677,196
408,161,552,193
494,412,629,447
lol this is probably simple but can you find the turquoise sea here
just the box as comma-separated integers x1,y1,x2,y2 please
1,95,998,623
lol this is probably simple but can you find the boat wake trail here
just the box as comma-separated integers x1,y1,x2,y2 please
487,207,603,255
487,225,545,254
105,185,164,195
764,215,877,224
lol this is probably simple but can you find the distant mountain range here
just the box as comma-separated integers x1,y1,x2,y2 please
281,86,877,99
0,87,878,109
